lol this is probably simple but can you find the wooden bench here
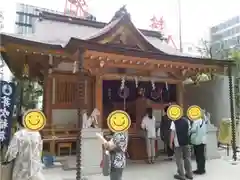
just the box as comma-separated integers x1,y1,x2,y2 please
42,125,79,155
58,142,72,156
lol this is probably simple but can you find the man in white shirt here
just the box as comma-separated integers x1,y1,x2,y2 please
170,117,193,180
141,108,156,163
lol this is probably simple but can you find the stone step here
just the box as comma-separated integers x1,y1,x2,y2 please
43,161,63,169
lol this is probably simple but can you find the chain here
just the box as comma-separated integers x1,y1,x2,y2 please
228,64,237,161
0,54,3,83
76,49,86,180
0,48,4,180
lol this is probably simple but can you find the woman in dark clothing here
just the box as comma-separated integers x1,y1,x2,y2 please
160,106,174,159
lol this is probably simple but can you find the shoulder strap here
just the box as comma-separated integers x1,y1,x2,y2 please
199,120,204,128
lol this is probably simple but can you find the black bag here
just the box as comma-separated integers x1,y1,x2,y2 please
101,150,111,176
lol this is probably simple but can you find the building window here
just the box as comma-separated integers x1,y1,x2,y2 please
236,26,240,34
237,36,240,44
17,14,24,23
18,26,23,34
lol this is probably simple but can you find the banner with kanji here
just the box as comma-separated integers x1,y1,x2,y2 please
0,81,16,145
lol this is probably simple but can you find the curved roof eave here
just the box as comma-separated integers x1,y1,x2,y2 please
83,14,166,53
0,33,63,51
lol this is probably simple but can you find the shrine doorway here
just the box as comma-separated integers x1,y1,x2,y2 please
101,79,177,160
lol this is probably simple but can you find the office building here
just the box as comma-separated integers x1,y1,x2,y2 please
210,15,240,58
0,10,4,31
15,3,96,35
15,3,62,34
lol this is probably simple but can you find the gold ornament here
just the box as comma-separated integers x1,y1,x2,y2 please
22,64,29,77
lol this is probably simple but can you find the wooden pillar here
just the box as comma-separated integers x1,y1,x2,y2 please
177,83,184,107
43,55,55,154
43,55,53,126
43,75,52,126
95,76,103,128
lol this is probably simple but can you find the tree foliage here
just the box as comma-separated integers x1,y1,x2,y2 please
231,51,240,116
195,39,240,114
11,77,43,111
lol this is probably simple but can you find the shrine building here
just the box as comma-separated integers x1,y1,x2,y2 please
0,7,234,160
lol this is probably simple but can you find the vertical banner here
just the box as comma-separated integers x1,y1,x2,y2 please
0,81,16,145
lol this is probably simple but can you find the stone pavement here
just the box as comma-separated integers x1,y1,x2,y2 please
44,158,240,180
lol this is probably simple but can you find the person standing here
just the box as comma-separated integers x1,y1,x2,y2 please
141,108,156,163
190,112,207,175
3,115,45,180
170,116,193,180
160,106,174,160
97,131,128,180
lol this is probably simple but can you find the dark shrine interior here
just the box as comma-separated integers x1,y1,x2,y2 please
102,80,177,130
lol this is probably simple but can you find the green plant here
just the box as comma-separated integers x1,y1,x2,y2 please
11,77,43,110
231,51,240,118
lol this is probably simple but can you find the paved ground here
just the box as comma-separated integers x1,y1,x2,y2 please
44,157,240,180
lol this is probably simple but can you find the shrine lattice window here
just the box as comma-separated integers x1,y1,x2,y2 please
55,76,77,105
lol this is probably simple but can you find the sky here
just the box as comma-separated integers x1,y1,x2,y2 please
0,0,240,48
0,0,240,81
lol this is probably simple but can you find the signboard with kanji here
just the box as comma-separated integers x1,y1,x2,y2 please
0,81,16,145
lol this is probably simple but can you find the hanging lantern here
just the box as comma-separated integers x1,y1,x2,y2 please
22,63,29,77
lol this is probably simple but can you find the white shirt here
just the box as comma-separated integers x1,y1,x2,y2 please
141,115,156,138
170,122,179,147
5,129,44,180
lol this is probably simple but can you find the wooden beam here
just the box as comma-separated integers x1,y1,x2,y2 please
85,50,224,71
177,83,184,107
102,73,181,83
7,43,68,57
89,67,160,78
168,72,184,80
85,59,178,72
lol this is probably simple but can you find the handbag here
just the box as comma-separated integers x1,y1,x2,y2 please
101,150,111,176
0,149,17,180
0,160,15,180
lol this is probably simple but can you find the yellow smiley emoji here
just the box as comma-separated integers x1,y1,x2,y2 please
107,110,131,133
23,109,46,131
167,105,183,121
187,105,202,121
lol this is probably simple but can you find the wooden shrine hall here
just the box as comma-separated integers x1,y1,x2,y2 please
0,7,233,160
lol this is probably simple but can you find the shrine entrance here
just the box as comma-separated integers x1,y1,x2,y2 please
83,46,226,160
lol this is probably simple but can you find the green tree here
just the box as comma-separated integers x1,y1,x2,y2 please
230,51,240,118
11,77,43,110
